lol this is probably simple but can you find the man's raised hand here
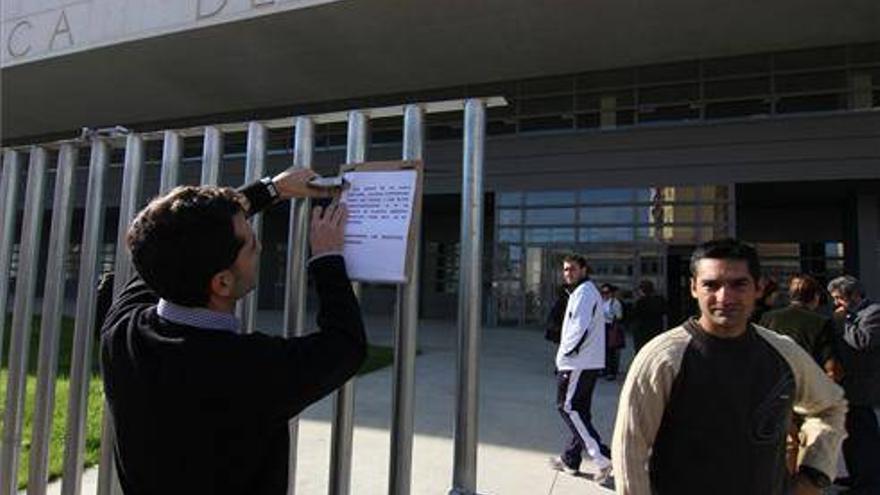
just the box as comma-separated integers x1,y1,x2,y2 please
310,202,348,256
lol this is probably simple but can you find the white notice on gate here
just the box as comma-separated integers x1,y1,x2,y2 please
340,170,418,283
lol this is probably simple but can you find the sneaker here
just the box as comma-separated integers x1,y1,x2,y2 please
593,465,614,487
548,456,578,475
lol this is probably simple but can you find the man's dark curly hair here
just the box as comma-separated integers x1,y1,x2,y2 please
689,238,761,283
127,186,247,307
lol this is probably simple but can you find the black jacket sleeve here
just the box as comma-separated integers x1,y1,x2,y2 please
545,292,567,344
237,255,367,419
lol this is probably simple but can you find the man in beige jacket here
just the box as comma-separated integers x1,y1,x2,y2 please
612,239,846,495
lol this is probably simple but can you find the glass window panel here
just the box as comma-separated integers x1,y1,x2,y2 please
616,110,636,126
634,188,652,202
551,228,575,242
575,113,600,129
664,187,697,202
525,228,575,243
705,100,771,119
509,245,523,262
699,226,716,242
663,205,698,223
777,94,847,114
826,259,845,273
579,188,634,204
638,104,700,123
704,77,770,99
498,228,521,242
756,243,800,258
498,209,522,225
525,191,576,206
641,257,661,275
635,205,653,223
636,226,653,240
575,93,601,111
525,208,575,225
576,91,636,110
580,206,634,224
661,225,697,244
526,228,551,243
519,116,574,132
579,227,634,242
850,43,880,64
519,95,573,115
700,185,730,202
825,242,844,258
496,244,523,278
498,192,523,206
775,71,847,93
639,84,699,104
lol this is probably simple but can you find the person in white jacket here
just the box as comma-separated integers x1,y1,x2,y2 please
549,254,612,486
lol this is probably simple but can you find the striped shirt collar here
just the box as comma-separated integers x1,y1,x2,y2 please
156,299,240,333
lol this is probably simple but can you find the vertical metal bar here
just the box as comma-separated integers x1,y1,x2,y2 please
95,133,146,495
0,149,22,371
283,116,314,495
328,110,368,495
389,104,424,495
159,130,182,194
0,146,48,495
61,138,110,495
112,134,146,291
201,126,224,186
28,144,77,495
238,121,266,333
450,99,486,495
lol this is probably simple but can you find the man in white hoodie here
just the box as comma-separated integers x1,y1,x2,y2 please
549,254,611,485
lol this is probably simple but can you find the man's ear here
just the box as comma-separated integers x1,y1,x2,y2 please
690,276,698,298
209,270,235,298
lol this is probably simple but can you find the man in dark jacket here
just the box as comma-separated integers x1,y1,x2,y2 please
828,275,880,494
101,168,366,495
630,280,667,353
761,274,839,377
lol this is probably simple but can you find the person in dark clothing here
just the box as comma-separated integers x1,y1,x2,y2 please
760,274,843,475
760,274,840,378
612,239,846,495
827,275,880,494
600,283,624,380
100,169,366,495
630,280,667,353
544,285,569,344
752,276,780,323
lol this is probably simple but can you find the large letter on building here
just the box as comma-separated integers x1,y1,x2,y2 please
49,10,74,50
197,0,228,19
7,20,33,58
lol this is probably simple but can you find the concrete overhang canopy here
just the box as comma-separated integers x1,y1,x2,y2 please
2,0,879,143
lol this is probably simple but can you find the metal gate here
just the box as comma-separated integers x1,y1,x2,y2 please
0,97,500,495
